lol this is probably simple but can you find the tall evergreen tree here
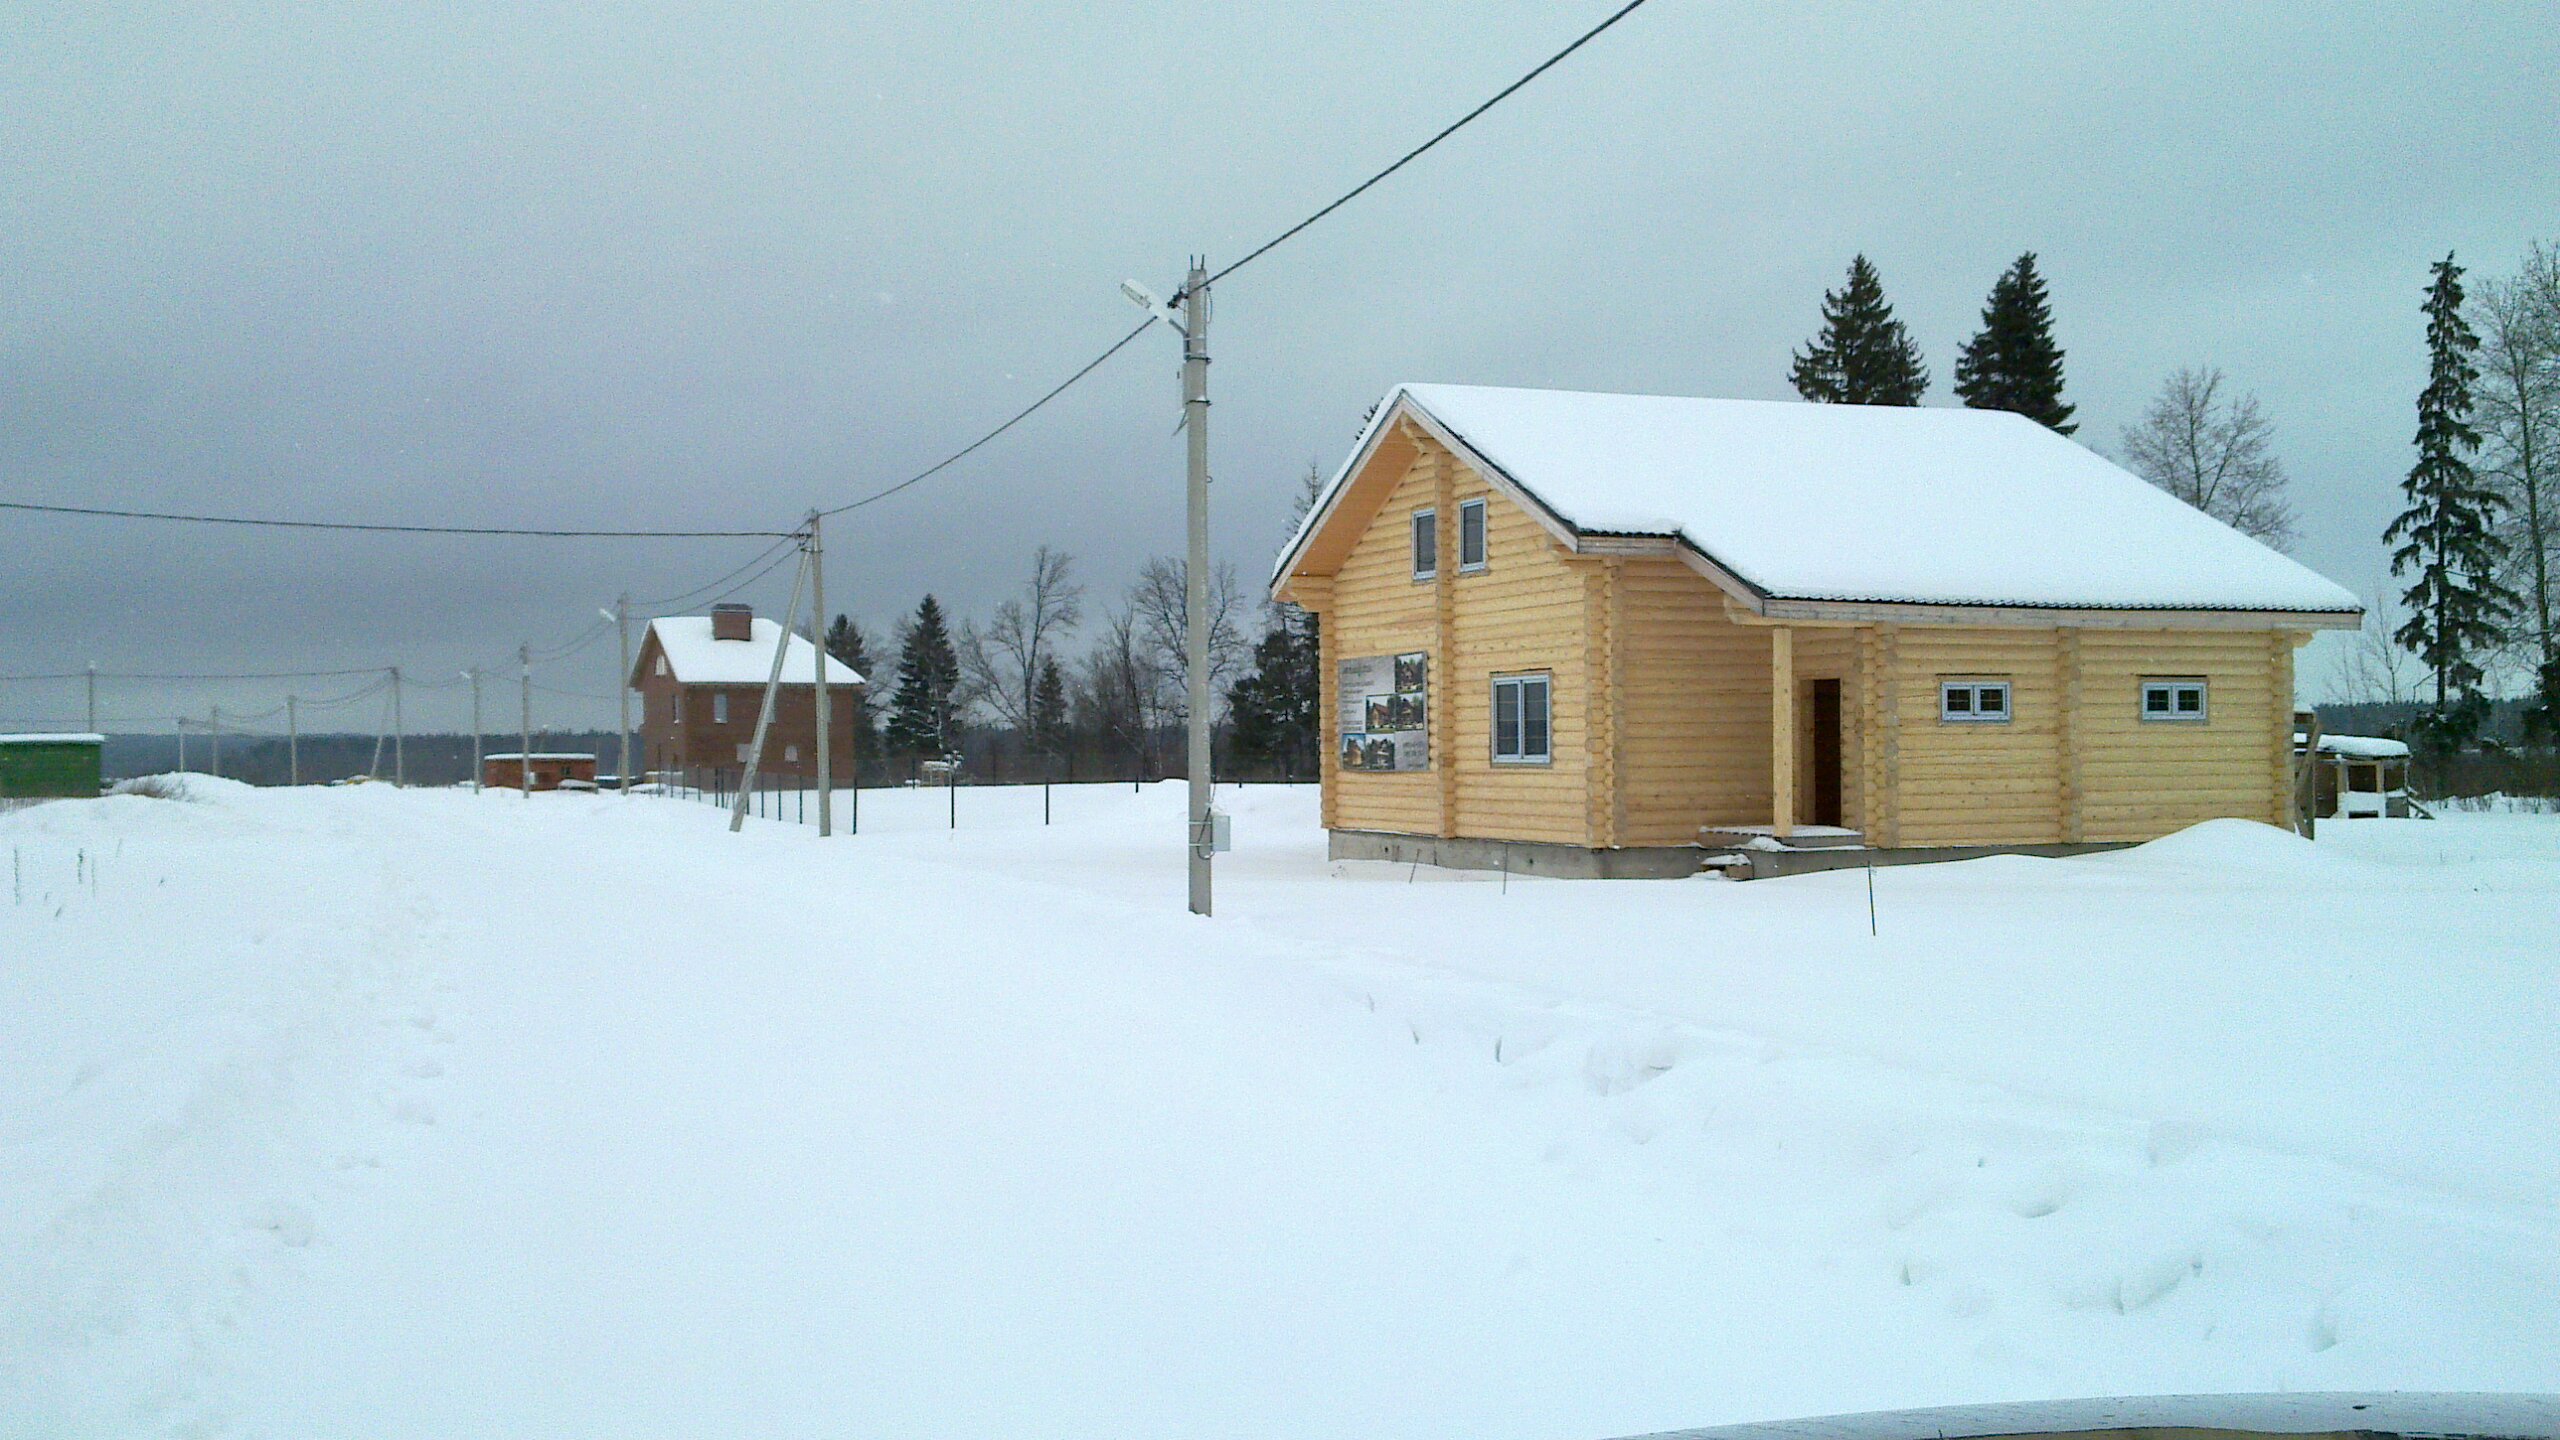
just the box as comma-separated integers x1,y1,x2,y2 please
884,595,964,762
1029,656,1072,759
2386,253,2520,751
1224,606,1320,779
1788,255,1929,405
823,614,883,771
1953,252,2076,433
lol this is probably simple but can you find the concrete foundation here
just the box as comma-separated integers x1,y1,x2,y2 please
1327,829,1706,879
1328,829,2137,881
1712,839,2134,881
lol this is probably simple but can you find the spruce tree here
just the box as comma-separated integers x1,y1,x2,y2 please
823,614,882,772
2385,253,2519,751
1789,255,1929,405
1224,606,1321,779
884,595,963,762
1029,656,1072,759
1953,252,2076,433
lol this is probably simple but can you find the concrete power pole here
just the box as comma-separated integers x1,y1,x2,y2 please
85,664,96,734
809,513,832,837
467,669,483,793
176,718,186,774
209,705,222,779
287,695,300,786
390,666,405,787
615,595,633,794
518,644,533,797
1181,260,1214,917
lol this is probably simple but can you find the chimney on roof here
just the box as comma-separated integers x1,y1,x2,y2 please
710,603,753,642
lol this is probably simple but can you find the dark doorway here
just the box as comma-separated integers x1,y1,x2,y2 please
1808,679,1843,828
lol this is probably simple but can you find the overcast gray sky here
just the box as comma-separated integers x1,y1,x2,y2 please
5,2,2555,733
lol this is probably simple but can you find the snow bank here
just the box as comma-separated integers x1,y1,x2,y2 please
2,785,2552,1437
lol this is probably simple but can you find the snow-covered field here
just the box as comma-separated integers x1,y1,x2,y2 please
3,779,2554,1438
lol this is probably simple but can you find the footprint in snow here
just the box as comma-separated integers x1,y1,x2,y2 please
245,1200,316,1248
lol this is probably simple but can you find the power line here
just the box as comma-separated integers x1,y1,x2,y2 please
0,498,795,539
816,318,1160,518
0,664,388,682
1188,0,1656,296
629,533,803,609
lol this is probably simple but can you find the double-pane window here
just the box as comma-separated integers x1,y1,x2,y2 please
1458,498,1488,571
2141,679,2208,722
1411,509,1437,580
1939,680,2011,723
1492,673,1551,764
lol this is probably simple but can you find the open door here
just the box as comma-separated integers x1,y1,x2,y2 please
1807,678,1843,828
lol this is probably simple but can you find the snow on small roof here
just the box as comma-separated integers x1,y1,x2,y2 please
1282,384,2362,616
2313,733,2410,759
641,616,864,688
0,732,104,745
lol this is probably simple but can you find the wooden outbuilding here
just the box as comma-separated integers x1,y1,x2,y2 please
2297,732,2415,819
629,603,865,786
1270,385,2366,877
483,752,597,792
0,732,105,800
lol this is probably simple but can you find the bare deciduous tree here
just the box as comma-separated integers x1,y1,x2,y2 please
2119,366,2297,549
2473,241,2560,688
959,545,1084,733
1127,556,1248,724
2336,590,2425,706
1075,602,1170,778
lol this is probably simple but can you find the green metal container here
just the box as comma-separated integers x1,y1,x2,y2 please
0,733,106,798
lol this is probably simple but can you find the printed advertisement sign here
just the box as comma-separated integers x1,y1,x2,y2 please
1336,651,1429,772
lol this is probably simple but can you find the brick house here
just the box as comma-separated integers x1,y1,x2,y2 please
629,603,866,783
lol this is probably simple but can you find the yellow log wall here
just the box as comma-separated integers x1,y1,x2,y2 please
1615,561,1773,844
1319,435,1596,846
1881,625,2294,847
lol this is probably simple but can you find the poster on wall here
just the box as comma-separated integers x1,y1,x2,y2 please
1336,651,1429,772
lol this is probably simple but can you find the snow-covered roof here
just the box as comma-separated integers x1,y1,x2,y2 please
638,616,864,688
0,732,104,745
1279,384,2363,618
2305,733,2411,759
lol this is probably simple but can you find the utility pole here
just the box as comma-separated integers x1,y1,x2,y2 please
1120,262,1217,915
614,595,633,794
1180,260,1214,917
176,718,186,774
519,644,533,797
466,669,483,792
209,706,222,779
85,664,96,734
287,695,300,786
809,513,832,837
390,667,405,787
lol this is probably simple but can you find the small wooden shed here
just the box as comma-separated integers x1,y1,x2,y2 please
484,752,597,792
1271,385,2366,876
0,732,105,800
2297,732,2413,818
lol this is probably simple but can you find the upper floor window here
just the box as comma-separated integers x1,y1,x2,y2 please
1411,508,1437,580
1940,679,2011,723
655,655,670,677
2141,678,2208,722
1458,498,1488,572
713,692,730,724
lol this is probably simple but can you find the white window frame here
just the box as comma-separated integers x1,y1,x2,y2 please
713,692,730,724
655,655,669,677
2140,678,2209,723
784,743,800,763
1457,497,1489,573
1411,508,1438,581
1939,678,2013,724
1491,671,1552,765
